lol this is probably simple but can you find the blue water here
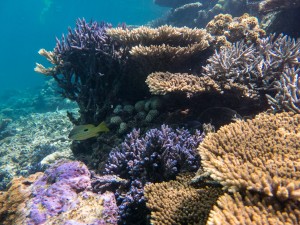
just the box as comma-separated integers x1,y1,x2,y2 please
0,0,166,97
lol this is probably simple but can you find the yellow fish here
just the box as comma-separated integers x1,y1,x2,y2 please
69,121,109,141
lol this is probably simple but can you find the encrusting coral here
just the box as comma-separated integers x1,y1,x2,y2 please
197,112,300,202
144,173,223,225
207,192,300,225
0,161,118,225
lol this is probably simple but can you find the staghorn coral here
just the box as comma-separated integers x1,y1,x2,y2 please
259,0,300,14
267,67,300,113
206,13,266,45
202,33,300,106
144,173,223,225
0,161,118,225
197,112,300,202
145,71,221,95
105,125,203,224
35,18,121,124
207,192,300,225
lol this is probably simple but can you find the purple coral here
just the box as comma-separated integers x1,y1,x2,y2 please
28,161,118,225
202,34,300,113
105,125,203,224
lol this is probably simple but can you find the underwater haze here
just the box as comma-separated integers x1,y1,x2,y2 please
0,0,166,98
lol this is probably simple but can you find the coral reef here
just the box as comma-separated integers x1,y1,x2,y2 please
0,109,75,190
197,112,300,201
207,192,300,225
0,161,118,225
144,173,223,225
259,0,300,13
152,0,248,28
105,125,203,224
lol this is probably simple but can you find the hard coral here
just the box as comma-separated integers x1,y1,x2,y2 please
144,173,223,225
0,161,118,225
105,125,203,224
207,192,300,225
146,71,221,96
107,25,211,72
197,112,300,202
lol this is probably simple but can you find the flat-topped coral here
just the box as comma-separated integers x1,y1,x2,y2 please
144,173,223,225
108,25,211,72
207,192,300,225
146,71,221,95
198,112,300,202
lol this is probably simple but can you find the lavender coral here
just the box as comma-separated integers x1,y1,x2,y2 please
105,125,203,224
202,34,300,112
35,18,121,123
0,161,119,225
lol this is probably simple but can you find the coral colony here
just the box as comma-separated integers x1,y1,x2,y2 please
1,2,300,225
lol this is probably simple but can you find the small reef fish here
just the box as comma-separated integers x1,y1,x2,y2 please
69,121,109,141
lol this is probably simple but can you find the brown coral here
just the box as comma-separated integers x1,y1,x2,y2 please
0,173,43,225
207,192,300,225
144,173,223,225
198,112,300,202
145,72,221,95
206,13,266,45
259,0,300,14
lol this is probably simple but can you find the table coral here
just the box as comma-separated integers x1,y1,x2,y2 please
207,192,300,225
144,173,223,225
146,71,221,95
198,112,300,202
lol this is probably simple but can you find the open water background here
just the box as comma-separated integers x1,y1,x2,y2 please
0,0,166,98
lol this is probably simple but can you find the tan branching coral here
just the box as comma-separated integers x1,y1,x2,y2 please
34,49,59,75
145,72,221,95
198,112,300,202
207,192,300,225
206,13,266,45
144,174,223,225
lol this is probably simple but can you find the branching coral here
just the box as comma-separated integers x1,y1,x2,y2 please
144,173,223,225
105,125,203,223
197,112,300,202
202,33,300,110
146,71,221,95
35,18,121,123
207,192,300,225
